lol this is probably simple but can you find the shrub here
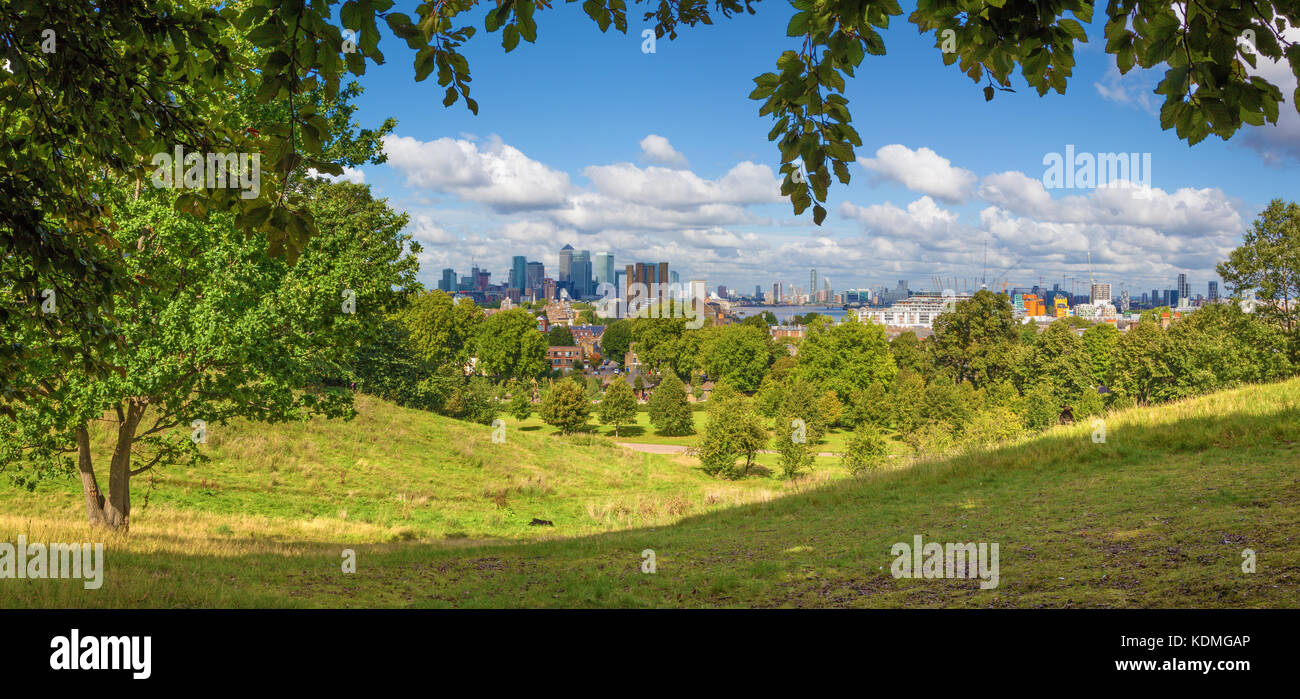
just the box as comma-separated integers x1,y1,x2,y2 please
842,423,889,475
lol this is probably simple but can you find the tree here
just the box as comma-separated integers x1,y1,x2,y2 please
932,290,1019,388
539,379,590,434
842,424,888,475
793,316,896,399
890,330,937,379
472,309,548,383
699,324,773,392
697,392,768,479
1081,323,1121,386
547,325,575,346
0,180,417,530
1110,321,1171,404
647,372,694,436
399,290,483,369
601,319,633,365
598,380,638,437
1218,199,1300,358
773,423,815,480
508,385,534,422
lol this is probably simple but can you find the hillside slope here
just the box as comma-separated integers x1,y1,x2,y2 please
3,380,1298,608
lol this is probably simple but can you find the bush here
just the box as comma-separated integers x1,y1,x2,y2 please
539,380,590,434
960,406,1023,450
507,385,533,422
597,380,638,437
773,417,815,479
443,376,500,425
648,372,694,436
842,423,888,475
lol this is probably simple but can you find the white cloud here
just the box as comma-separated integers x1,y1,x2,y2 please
381,134,571,211
307,166,366,184
639,134,688,168
860,144,978,204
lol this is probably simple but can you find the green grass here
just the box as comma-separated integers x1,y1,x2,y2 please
3,379,1299,608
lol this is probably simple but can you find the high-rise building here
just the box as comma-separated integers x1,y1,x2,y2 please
570,250,592,298
527,261,545,296
439,268,456,293
717,285,728,298
1090,282,1111,304
594,252,614,290
510,256,527,291
1177,273,1190,303
1208,281,1219,301
755,285,762,299
558,244,574,282
810,269,818,302
773,283,781,303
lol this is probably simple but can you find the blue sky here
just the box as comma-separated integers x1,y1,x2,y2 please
333,3,1299,298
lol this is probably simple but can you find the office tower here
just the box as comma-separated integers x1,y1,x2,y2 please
1208,281,1219,301
717,285,727,298
569,250,592,298
773,283,781,303
594,252,615,290
670,271,679,285
810,269,818,300
1177,273,1189,303
439,268,456,293
1168,289,1179,307
558,244,574,282
1090,282,1111,304
755,285,762,299
510,256,527,291
527,261,544,296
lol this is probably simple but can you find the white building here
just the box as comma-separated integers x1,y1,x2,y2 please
858,293,970,329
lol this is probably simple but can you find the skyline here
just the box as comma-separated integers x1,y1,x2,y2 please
327,6,1298,297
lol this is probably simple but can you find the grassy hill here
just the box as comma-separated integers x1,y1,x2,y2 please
3,379,1298,608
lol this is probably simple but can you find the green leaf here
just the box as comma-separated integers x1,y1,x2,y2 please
787,12,810,37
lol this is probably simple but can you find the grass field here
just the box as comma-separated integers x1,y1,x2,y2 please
2,379,1298,608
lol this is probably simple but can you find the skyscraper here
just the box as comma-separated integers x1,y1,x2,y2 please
570,249,592,298
439,268,456,293
527,261,544,296
558,244,574,283
594,252,614,290
809,269,818,302
1177,273,1189,303
1209,281,1219,301
510,256,527,291
1090,282,1111,304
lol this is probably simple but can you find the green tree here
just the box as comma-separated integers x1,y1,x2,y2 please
508,385,534,422
793,316,896,399
597,380,638,437
841,423,888,475
697,393,768,480
931,290,1019,388
699,324,773,391
547,325,575,346
539,379,590,434
601,319,633,365
472,309,548,383
0,180,417,530
647,372,694,436
1081,323,1121,386
1217,199,1300,358
773,423,815,480
399,290,484,369
1110,321,1170,404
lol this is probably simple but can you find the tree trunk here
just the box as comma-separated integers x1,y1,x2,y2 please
104,401,145,531
76,425,108,527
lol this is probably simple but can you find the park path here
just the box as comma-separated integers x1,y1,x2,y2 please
615,442,840,458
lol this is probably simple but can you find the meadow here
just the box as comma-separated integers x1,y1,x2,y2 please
2,379,1298,608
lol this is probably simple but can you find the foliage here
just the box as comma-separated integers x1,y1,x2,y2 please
841,423,888,475
398,290,483,369
697,392,768,480
538,379,590,434
932,290,1019,388
647,372,694,436
600,319,633,364
699,324,773,392
1218,199,1300,359
793,316,896,399
597,380,638,437
547,325,576,346
508,385,534,422
472,309,548,383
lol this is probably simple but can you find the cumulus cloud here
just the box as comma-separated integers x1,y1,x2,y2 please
307,166,366,184
860,144,978,204
639,134,688,168
382,134,571,211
